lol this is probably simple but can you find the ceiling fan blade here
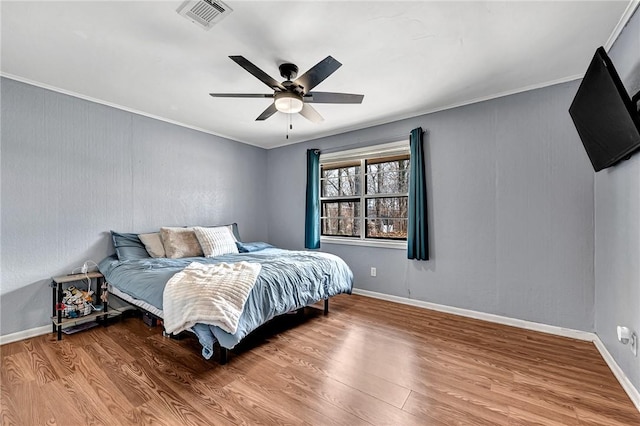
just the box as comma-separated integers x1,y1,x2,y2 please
256,103,278,121
229,56,285,91
293,56,342,94
304,92,364,104
209,93,274,98
299,103,324,123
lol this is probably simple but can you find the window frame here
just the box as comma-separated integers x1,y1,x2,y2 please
319,141,410,249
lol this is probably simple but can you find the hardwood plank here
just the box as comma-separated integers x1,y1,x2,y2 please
490,382,581,425
225,369,323,424
157,376,243,425
99,318,166,364
403,389,508,425
141,392,213,426
82,327,137,364
235,354,369,425
262,332,413,408
121,360,212,425
144,333,216,375
575,405,640,426
1,352,36,385
508,405,579,426
37,340,79,381
71,347,137,418
138,347,245,424
40,376,104,425
126,400,206,426
81,342,151,409
59,373,125,425
121,404,174,426
279,362,425,425
512,370,639,415
24,340,59,384
9,381,58,426
40,339,82,374
0,340,25,358
1,380,50,426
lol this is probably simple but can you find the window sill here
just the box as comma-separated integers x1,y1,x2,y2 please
321,236,407,250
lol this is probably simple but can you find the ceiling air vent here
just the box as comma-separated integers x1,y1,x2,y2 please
176,0,233,31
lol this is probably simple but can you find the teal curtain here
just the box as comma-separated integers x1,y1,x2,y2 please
408,128,429,260
305,149,321,249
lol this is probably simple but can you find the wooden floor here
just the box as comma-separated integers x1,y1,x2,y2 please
2,294,639,425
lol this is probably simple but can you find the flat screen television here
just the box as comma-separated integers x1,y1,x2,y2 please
569,46,640,172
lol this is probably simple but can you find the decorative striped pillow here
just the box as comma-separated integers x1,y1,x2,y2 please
193,226,239,258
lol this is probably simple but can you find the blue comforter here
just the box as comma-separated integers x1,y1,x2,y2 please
99,248,353,359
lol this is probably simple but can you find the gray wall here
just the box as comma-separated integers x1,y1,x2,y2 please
594,9,640,392
1,78,268,335
267,81,595,331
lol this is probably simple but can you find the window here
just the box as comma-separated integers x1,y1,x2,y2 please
320,141,410,245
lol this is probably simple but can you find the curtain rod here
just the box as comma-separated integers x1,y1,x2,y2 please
319,133,410,154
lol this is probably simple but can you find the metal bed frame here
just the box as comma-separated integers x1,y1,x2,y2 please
110,291,329,365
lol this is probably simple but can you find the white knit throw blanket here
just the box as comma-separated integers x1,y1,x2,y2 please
163,261,261,335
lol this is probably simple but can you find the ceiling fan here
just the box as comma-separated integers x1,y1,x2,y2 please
210,55,364,123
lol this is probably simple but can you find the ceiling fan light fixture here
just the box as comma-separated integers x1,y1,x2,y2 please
274,92,303,114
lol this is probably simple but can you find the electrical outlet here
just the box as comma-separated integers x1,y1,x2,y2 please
632,333,638,357
370,267,377,277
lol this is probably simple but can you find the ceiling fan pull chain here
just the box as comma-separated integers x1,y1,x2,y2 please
286,115,290,139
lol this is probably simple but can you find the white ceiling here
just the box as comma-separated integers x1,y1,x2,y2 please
1,1,636,149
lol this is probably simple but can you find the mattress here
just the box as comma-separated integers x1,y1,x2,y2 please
108,284,163,318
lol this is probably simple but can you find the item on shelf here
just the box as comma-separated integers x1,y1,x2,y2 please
61,285,94,318
61,321,99,335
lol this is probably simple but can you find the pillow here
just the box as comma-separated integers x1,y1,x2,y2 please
227,223,241,241
160,227,204,259
236,241,274,253
111,231,150,261
138,232,166,258
193,226,239,258
189,223,240,241
215,224,237,241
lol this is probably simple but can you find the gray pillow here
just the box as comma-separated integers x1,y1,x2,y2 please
236,241,274,253
111,231,150,261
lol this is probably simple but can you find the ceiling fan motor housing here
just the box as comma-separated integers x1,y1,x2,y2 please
279,63,299,81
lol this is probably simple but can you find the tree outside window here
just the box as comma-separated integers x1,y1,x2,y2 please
320,152,409,241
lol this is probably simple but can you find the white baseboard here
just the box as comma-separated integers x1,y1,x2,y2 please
0,325,51,345
0,306,137,346
352,288,640,413
352,288,594,341
593,336,640,413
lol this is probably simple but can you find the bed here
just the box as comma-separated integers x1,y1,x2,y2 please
98,225,353,363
